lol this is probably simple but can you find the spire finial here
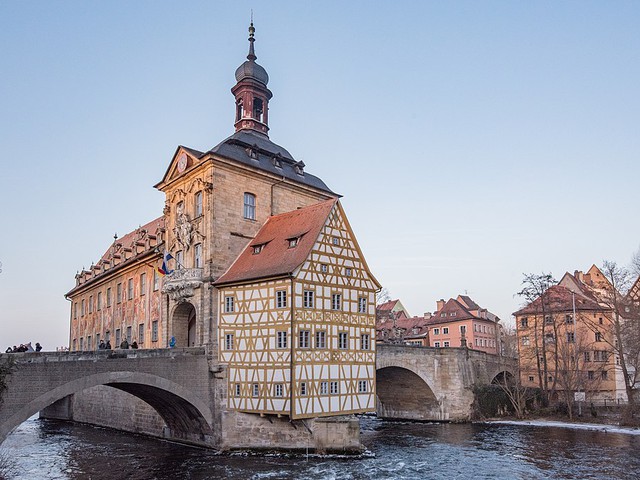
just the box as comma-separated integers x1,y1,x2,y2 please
247,16,256,61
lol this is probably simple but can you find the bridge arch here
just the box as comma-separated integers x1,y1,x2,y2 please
376,366,441,420
1,370,214,445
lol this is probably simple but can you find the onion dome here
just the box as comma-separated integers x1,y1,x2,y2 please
235,23,269,86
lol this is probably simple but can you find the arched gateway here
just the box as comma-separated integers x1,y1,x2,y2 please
172,302,197,347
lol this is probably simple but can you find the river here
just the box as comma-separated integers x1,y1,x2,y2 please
2,416,639,479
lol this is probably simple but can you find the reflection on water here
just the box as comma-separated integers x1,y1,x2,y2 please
2,416,640,479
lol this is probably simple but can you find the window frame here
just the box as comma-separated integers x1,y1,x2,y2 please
243,192,256,220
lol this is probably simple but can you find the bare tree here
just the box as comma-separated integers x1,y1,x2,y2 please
376,287,391,305
494,365,534,419
518,273,557,405
580,261,640,422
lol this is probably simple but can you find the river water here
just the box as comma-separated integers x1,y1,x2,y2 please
2,416,640,479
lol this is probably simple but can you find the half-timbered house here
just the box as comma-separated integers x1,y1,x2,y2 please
216,198,380,419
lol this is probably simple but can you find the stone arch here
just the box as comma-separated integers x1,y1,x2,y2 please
0,371,213,446
376,366,441,421
172,302,197,347
491,370,515,385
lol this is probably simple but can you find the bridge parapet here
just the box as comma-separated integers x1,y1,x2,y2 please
0,347,207,364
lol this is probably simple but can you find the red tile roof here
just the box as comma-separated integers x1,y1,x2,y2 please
215,199,337,285
377,300,399,311
513,284,603,316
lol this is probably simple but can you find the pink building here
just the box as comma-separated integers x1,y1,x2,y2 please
426,295,500,354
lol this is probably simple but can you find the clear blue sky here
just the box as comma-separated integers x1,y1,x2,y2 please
1,1,639,349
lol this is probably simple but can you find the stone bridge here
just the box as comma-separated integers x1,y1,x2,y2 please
376,345,517,421
0,346,516,449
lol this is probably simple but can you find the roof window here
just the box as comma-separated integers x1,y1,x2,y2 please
253,244,265,255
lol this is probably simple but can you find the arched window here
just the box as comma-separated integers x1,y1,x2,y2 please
243,192,256,220
236,98,244,122
253,98,263,122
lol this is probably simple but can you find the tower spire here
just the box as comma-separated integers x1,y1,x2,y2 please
247,21,256,61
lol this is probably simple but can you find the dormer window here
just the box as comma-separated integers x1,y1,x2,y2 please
288,237,299,248
294,161,305,176
246,146,259,160
272,155,282,168
253,244,265,255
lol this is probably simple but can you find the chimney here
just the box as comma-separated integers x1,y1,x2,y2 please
436,299,445,311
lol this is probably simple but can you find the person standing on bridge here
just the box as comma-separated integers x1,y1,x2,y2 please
35,342,42,352
120,338,129,349
105,340,111,349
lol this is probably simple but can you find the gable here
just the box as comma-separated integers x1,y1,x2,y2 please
154,145,206,190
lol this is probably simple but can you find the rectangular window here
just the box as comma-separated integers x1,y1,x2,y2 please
152,321,158,342
225,296,234,313
358,380,368,393
528,375,535,382
235,384,241,397
331,293,342,310
96,333,100,348
74,303,77,319
225,333,234,350
602,370,608,380
332,237,340,246
89,296,93,313
176,250,183,269
320,264,328,273
106,287,112,306
87,335,92,350
117,283,122,303
300,382,307,396
138,323,144,345
565,314,573,324
361,333,370,350
330,381,339,394
194,243,202,268
140,273,146,296
299,330,310,348
277,331,288,349
126,326,132,344
320,381,328,395
358,297,367,313
545,315,553,325
153,270,159,291
595,332,603,342
345,267,352,276
303,290,314,308
434,341,441,347
588,370,595,380
594,350,607,362
127,278,134,300
315,330,326,349
566,332,575,343
276,290,287,308
460,325,466,334
115,329,121,347
521,336,530,346
195,191,203,217
338,332,348,349
97,292,102,311
443,327,449,334
584,351,591,362
520,317,528,328
275,383,284,397
79,337,84,351
81,299,85,316
252,384,259,397
244,192,256,220
433,328,439,335
444,341,450,347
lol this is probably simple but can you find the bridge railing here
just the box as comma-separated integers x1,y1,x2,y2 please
0,347,207,363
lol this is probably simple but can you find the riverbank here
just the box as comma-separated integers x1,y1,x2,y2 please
485,419,640,436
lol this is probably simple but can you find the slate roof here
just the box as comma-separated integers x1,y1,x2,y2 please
209,130,337,195
457,295,480,311
215,199,337,286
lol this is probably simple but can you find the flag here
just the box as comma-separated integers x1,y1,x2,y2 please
157,251,174,276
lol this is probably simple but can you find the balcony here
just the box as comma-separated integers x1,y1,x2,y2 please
162,268,204,302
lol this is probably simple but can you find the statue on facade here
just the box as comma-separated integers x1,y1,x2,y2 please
173,202,193,250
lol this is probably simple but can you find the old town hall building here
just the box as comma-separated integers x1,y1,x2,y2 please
65,24,379,420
